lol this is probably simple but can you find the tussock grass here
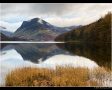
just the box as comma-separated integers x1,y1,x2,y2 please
6,67,111,86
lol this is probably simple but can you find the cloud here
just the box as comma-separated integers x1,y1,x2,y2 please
1,3,79,16
0,21,22,32
0,3,112,29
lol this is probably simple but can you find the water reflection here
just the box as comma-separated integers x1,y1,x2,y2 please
1,43,71,63
1,42,111,69
56,42,111,69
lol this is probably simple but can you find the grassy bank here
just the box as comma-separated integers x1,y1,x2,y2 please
6,67,111,86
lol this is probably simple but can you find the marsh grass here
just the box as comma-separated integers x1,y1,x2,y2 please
6,66,111,86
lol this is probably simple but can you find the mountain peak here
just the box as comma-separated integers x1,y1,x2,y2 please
18,17,53,30
20,18,42,28
29,18,42,22
26,18,44,24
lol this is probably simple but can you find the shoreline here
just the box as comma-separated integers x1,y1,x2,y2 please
0,41,65,43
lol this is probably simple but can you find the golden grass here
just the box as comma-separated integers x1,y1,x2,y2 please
6,67,111,86
5,67,94,86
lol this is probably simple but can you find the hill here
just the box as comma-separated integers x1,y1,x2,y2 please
55,12,111,43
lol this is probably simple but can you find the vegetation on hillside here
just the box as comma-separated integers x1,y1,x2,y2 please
55,12,111,43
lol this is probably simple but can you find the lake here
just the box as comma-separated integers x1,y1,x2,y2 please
0,42,111,86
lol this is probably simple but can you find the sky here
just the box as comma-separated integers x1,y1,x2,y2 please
0,3,112,32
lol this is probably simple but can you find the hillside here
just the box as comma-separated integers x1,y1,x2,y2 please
0,32,26,41
0,33,10,41
55,12,111,43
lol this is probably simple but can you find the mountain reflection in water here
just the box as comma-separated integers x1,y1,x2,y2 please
1,42,111,69
1,43,71,63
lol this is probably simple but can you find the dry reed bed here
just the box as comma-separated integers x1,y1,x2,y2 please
6,66,111,86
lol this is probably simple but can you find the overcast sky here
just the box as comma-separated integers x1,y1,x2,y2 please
0,3,112,32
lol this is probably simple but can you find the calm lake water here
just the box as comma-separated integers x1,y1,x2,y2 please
0,42,111,85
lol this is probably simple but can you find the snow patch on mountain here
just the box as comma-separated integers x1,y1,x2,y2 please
38,19,43,24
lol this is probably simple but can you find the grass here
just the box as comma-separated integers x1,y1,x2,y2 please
5,66,111,86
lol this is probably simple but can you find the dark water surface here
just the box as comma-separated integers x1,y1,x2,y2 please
56,42,111,69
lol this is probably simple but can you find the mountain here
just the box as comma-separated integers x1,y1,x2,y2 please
0,26,26,41
0,32,27,41
0,26,11,41
13,18,78,41
0,26,13,37
55,12,111,43
0,33,11,41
